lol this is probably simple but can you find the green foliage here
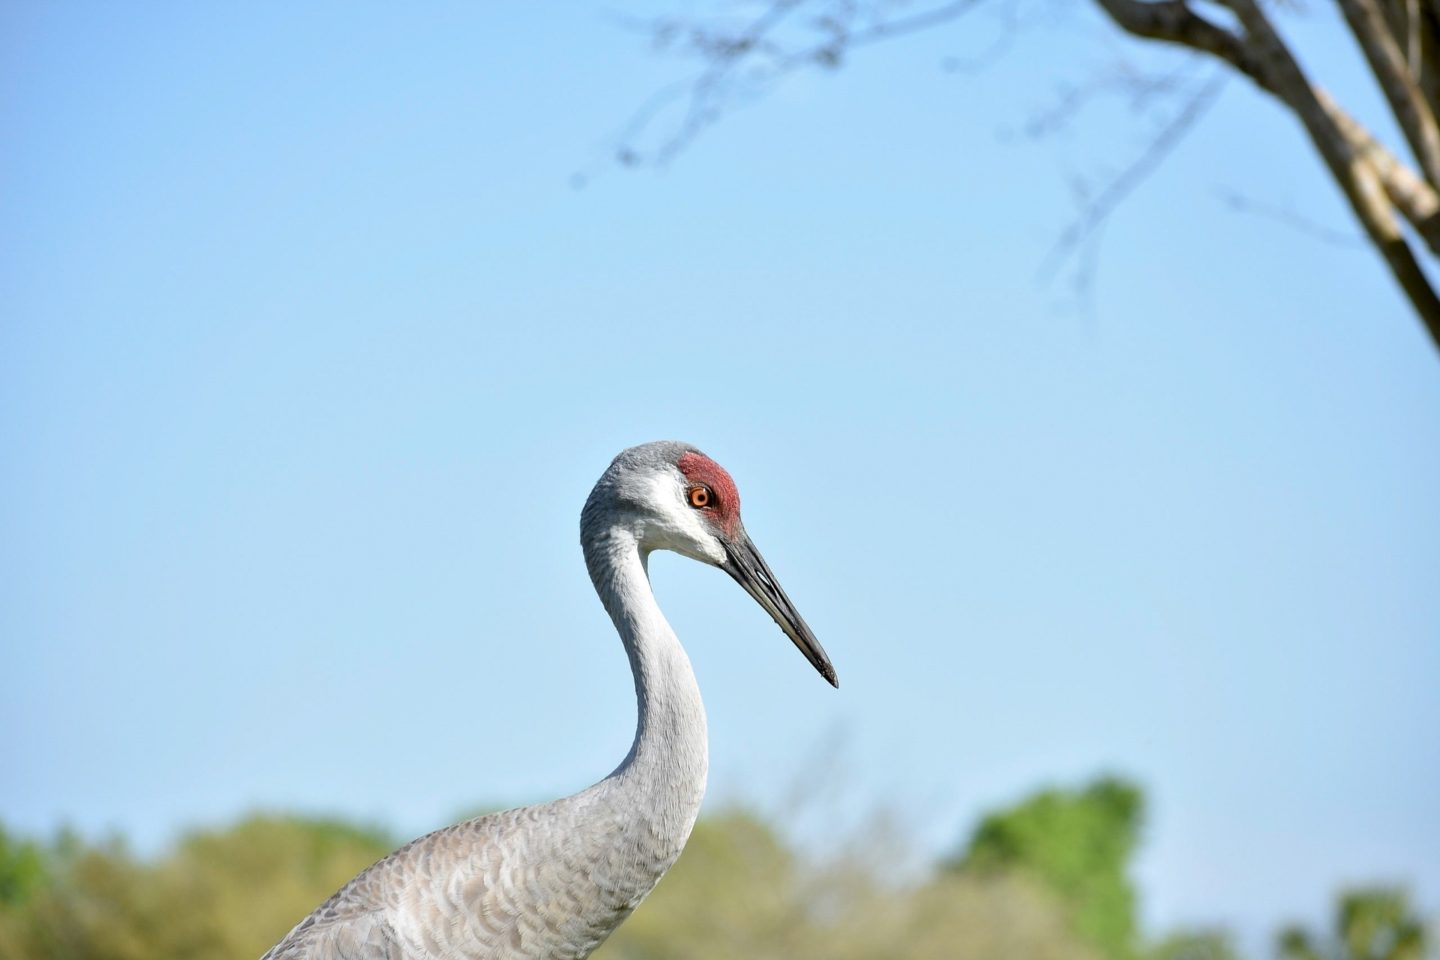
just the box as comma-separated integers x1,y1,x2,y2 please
0,827,47,907
949,774,1144,960
1146,929,1241,960
1278,887,1428,960
596,810,801,960
0,792,1431,960
0,808,1100,960
596,809,1100,960
0,814,393,960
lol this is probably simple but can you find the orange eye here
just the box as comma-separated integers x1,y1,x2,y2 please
687,486,712,509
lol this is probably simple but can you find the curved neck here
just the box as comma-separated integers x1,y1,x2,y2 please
585,528,708,798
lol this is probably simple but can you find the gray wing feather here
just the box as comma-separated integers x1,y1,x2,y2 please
261,821,475,960
260,807,574,960
261,911,402,960
261,784,685,959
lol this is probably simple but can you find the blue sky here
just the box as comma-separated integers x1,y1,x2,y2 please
3,0,1437,948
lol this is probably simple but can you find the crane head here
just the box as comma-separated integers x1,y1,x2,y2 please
585,441,838,688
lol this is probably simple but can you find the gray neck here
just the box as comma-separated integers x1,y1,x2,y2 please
584,527,708,824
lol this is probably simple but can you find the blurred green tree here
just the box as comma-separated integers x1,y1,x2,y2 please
0,815,393,960
946,775,1144,960
0,827,47,907
1277,887,1428,960
1147,929,1241,960
596,810,801,960
1,808,1100,960
4,798,1428,960
596,807,1101,960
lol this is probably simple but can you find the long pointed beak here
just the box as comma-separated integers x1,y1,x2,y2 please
720,529,838,688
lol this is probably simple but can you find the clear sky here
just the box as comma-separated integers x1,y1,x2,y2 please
3,0,1437,948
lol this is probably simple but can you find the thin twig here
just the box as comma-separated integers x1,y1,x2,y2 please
618,0,994,163
1040,69,1229,280
1216,188,1369,247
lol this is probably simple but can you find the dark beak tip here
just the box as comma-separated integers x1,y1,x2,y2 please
723,533,838,690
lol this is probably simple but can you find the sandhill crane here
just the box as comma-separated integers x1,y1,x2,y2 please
261,441,837,960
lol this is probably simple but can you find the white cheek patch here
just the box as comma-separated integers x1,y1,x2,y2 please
643,474,726,564
641,474,682,516
694,534,726,565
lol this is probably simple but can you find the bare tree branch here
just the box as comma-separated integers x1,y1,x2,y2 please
1093,1,1273,91
1376,0,1440,119
1319,88,1440,253
1218,0,1440,349
617,0,993,163
1088,0,1440,348
1217,188,1369,248
817,0,988,55
1340,0,1440,185
617,0,1440,354
656,0,808,164
1094,1,1440,251
1041,70,1228,280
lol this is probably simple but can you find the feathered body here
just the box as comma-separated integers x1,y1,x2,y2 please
261,442,831,960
